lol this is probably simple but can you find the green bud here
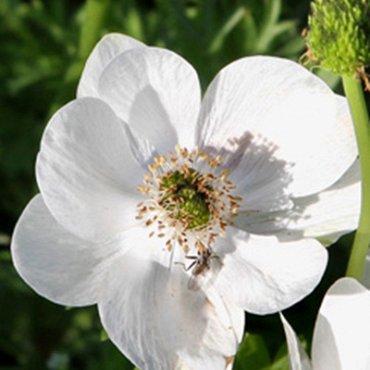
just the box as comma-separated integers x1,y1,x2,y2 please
306,0,370,77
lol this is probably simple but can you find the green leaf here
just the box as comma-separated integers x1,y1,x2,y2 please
78,0,110,60
208,6,246,54
270,354,290,370
269,343,290,370
233,333,271,370
101,328,109,341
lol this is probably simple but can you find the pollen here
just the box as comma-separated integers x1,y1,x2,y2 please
136,145,242,253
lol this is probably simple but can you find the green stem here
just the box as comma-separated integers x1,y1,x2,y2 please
343,74,370,280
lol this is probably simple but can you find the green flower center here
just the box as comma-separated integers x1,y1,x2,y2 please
136,145,242,253
159,170,211,229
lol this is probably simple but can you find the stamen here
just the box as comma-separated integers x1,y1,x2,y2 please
136,145,243,253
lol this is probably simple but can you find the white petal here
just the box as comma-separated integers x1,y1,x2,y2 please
223,133,294,234
98,47,201,151
11,195,124,306
233,209,290,236
98,230,243,370
217,132,294,214
36,97,143,242
77,33,145,98
280,313,312,370
233,159,360,243
214,228,328,314
311,278,370,370
197,56,357,197
281,159,361,244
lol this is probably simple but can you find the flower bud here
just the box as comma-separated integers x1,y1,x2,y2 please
306,0,370,79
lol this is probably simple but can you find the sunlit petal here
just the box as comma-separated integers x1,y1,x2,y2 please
98,47,201,151
280,313,312,370
98,228,243,370
36,97,143,242
312,278,370,370
214,228,328,314
197,57,357,197
77,33,145,98
12,195,125,306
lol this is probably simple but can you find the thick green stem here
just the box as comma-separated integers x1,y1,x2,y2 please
343,75,370,280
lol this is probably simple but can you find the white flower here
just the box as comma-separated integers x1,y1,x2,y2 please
281,278,370,370
11,34,360,370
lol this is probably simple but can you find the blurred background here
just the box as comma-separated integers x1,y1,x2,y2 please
0,0,352,369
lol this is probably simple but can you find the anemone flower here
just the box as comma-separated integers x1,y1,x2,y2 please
281,278,370,370
12,34,360,370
